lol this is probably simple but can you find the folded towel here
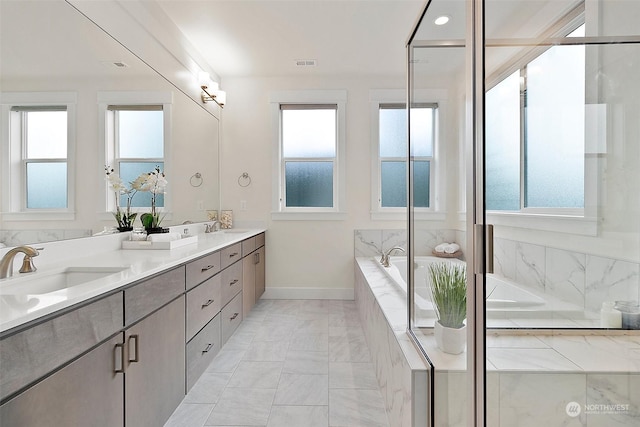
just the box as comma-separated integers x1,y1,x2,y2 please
147,232,182,243
444,243,460,254
434,243,447,253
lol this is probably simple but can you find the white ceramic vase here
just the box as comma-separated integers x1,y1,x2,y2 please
434,321,466,354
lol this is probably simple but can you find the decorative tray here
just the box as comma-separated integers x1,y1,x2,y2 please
122,235,198,250
432,249,462,259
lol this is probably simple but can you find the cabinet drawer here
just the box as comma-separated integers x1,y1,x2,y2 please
125,266,185,326
241,237,256,257
186,252,221,290
255,232,265,249
186,315,221,391
220,243,242,270
221,292,243,345
186,275,222,341
0,292,123,401
221,261,242,307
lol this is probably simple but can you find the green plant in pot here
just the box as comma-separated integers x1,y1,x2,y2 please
427,262,467,354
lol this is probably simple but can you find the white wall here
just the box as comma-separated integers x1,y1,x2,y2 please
220,75,463,295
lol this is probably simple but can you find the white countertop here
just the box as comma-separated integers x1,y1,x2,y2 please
0,228,265,334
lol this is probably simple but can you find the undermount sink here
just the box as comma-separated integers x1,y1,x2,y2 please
0,267,127,296
221,229,249,234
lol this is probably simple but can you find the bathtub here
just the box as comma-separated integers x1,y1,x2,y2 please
378,256,547,312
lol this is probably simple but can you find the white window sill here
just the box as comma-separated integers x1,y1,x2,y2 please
370,210,447,221
98,211,174,222
486,211,598,236
2,211,76,221
271,211,347,221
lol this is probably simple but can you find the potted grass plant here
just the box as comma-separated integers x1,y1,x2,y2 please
427,262,467,354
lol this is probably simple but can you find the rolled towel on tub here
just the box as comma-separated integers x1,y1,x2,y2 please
444,243,460,254
147,232,182,243
434,243,447,253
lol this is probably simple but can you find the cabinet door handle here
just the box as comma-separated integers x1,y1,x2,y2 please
128,334,139,363
201,264,215,272
114,342,125,374
253,252,260,265
202,299,214,308
229,252,239,258
202,343,213,353
230,312,239,321
229,279,238,286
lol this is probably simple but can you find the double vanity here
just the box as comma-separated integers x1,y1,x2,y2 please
0,228,265,426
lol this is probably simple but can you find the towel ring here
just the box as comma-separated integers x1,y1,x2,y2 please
190,172,203,187
238,172,251,187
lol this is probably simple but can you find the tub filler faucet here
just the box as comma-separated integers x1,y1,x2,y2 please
380,246,405,268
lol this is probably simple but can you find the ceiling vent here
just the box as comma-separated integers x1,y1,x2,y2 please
295,59,317,67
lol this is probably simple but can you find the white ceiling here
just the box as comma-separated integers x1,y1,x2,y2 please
156,0,426,78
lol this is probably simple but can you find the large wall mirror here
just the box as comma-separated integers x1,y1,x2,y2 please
0,0,220,247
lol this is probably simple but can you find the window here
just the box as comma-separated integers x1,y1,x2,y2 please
98,91,171,217
271,90,347,220
1,92,76,220
379,104,435,209
486,24,586,213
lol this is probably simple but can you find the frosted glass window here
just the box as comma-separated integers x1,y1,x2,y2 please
119,162,165,208
285,162,333,207
118,110,164,158
26,111,67,158
282,109,336,158
379,104,434,208
26,162,67,209
525,43,585,208
486,71,520,210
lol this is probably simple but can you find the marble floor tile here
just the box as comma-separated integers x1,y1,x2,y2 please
274,373,329,405
226,361,283,388
329,362,379,389
329,334,372,362
206,350,245,373
289,332,329,352
329,312,363,327
184,373,232,404
283,350,329,375
253,323,297,342
267,405,329,427
164,403,214,427
243,340,290,361
205,388,276,426
295,318,330,333
329,388,389,427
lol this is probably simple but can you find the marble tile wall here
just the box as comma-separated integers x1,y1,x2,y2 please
355,229,462,258
0,229,92,247
494,238,640,312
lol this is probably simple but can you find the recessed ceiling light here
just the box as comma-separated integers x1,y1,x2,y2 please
434,15,450,26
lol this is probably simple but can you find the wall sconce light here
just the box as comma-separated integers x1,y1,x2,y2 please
199,71,225,108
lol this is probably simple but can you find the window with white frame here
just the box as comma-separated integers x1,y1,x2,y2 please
378,103,435,209
271,90,347,219
486,24,586,213
98,91,171,217
1,92,76,219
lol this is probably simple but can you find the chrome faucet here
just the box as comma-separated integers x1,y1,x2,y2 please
380,246,406,267
0,246,41,279
205,221,222,233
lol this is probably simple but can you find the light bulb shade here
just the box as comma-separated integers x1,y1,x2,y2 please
213,90,226,106
197,71,210,87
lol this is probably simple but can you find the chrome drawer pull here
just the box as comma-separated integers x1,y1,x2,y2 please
229,252,239,258
201,264,215,272
202,299,214,308
229,279,238,286
230,312,239,321
203,343,213,353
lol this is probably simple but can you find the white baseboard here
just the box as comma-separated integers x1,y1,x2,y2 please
261,287,354,300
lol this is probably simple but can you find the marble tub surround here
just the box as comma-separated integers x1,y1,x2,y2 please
164,299,390,427
355,257,430,427
0,227,265,333
494,238,640,314
355,229,463,258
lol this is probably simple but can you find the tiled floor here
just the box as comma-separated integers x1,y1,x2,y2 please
164,299,390,427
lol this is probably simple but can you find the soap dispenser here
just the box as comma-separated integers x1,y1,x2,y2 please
600,302,622,328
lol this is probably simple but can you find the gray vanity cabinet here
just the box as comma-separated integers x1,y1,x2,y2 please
242,233,266,315
125,295,185,427
0,334,124,427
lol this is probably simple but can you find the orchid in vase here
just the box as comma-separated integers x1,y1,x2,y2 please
136,166,168,233
105,166,138,231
